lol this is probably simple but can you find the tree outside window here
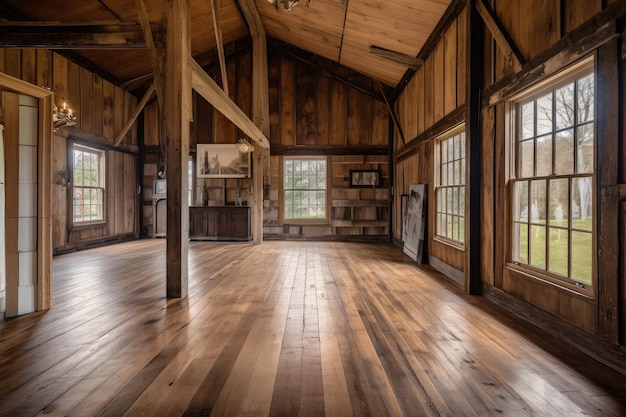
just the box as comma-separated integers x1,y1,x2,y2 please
73,145,105,224
511,59,594,287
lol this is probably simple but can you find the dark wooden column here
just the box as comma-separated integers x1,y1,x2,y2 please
164,0,191,298
465,0,483,295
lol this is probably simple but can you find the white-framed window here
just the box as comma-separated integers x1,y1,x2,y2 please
509,57,594,290
435,126,466,246
283,157,327,221
72,144,105,224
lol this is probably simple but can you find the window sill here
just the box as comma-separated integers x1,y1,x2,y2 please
71,221,107,232
433,236,465,251
504,263,595,299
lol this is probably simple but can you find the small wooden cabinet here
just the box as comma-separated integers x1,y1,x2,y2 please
189,206,251,241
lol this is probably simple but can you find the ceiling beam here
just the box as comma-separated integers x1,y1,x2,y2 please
0,21,164,48
190,57,270,149
210,0,229,96
369,45,424,71
135,0,164,109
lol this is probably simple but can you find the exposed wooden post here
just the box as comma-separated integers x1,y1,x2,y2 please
466,0,482,295
164,0,192,298
237,0,270,244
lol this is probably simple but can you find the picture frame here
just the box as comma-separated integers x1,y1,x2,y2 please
349,169,380,188
197,144,251,178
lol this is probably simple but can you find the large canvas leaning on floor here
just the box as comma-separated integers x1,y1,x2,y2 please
197,144,250,178
403,184,426,263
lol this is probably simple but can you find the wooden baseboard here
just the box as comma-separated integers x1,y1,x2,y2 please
483,282,626,377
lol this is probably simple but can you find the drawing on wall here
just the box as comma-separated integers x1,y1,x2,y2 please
403,184,426,264
197,144,250,178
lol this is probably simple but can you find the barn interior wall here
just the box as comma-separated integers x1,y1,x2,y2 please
393,0,626,372
0,49,139,254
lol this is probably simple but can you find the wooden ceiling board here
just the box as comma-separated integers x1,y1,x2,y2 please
256,0,346,62
340,0,450,86
76,49,152,81
2,0,117,20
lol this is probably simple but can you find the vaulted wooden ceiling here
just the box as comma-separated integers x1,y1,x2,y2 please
0,0,451,90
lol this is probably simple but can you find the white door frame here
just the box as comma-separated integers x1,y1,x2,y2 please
0,72,54,314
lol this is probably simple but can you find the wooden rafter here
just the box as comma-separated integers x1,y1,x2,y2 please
210,0,229,96
476,0,526,68
190,57,270,148
0,21,164,48
113,81,156,146
135,0,164,108
370,45,423,71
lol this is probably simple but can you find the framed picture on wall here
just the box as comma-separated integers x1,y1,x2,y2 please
349,169,380,187
197,144,251,178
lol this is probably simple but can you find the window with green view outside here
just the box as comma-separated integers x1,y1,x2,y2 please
436,128,466,246
284,158,327,221
73,145,105,224
511,59,594,287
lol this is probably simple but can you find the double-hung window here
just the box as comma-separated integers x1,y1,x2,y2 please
435,127,466,246
72,144,105,224
510,57,594,289
283,157,327,222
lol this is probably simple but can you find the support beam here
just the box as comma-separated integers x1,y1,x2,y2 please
370,45,423,71
113,82,156,147
476,0,525,68
236,0,270,244
0,20,164,48
190,58,270,148
378,82,406,146
164,0,192,298
210,0,229,96
135,0,164,108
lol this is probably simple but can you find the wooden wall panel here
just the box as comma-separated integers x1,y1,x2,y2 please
67,61,81,130
280,57,295,146
268,53,281,144
444,20,458,115
316,74,330,145
4,50,20,78
564,0,602,33
20,49,36,86
80,68,93,133
295,64,316,145
102,80,115,141
330,71,347,145
92,75,104,138
457,7,467,107
347,89,371,146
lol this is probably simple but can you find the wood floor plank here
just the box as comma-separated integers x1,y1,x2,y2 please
0,240,624,416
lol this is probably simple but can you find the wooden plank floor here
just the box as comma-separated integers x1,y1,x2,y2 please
1,239,625,416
